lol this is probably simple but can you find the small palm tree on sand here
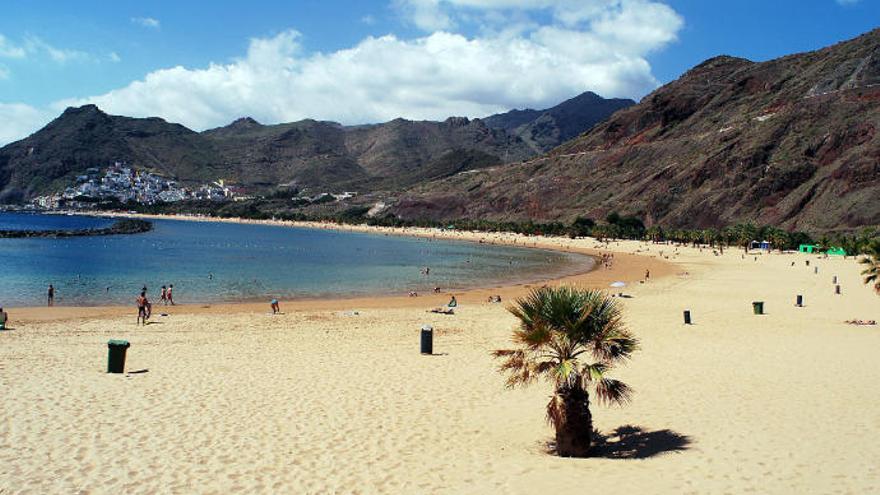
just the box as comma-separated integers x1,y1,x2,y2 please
860,239,880,294
493,286,639,457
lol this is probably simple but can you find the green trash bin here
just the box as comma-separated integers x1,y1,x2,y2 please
107,339,130,373
752,301,764,315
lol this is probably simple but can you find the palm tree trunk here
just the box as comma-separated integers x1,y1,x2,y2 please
553,385,593,457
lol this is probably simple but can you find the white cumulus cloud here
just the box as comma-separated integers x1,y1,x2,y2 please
58,0,680,131
0,103,52,145
1,0,682,145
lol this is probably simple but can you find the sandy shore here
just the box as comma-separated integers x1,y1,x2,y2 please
8,214,672,323
2,229,880,493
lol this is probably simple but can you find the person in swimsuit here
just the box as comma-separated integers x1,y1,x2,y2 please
270,298,280,314
167,284,175,305
160,285,167,305
137,291,148,326
47,284,55,306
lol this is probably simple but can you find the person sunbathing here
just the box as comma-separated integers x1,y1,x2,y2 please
429,307,455,315
845,319,877,326
428,295,458,314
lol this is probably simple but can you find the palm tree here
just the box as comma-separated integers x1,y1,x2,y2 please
493,286,639,457
860,239,880,295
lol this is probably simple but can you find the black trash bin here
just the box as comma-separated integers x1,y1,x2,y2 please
107,339,130,373
420,325,433,355
752,301,764,315
683,310,692,325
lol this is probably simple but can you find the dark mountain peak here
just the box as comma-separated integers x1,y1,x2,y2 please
482,91,635,153
61,104,104,116
694,55,753,69
681,55,754,82
563,91,602,104
54,104,109,125
444,116,471,127
230,116,262,128
43,104,113,134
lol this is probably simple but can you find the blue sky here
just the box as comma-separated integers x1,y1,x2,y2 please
0,0,877,144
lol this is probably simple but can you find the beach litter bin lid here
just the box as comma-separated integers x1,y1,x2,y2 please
108,339,130,347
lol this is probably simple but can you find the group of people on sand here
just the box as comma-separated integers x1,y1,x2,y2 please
599,253,615,270
135,284,175,325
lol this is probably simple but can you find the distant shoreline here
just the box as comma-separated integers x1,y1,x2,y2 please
5,211,675,322
0,218,151,238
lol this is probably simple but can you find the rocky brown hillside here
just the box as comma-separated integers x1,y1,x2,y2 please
202,116,533,190
482,91,634,153
393,29,880,233
0,91,627,201
0,105,224,202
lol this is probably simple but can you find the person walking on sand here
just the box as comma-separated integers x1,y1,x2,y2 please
160,285,167,306
47,284,55,306
167,284,175,305
137,291,148,326
270,298,280,314
645,269,650,280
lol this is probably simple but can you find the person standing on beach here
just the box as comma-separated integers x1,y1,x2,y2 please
137,291,148,326
167,284,175,305
160,285,167,305
47,284,55,306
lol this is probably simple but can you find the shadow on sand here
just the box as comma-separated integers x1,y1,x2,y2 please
545,425,691,459
590,425,692,459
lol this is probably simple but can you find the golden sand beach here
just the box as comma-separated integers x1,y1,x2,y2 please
2,226,879,494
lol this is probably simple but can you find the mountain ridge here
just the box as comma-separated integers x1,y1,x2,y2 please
0,90,627,200
391,28,880,233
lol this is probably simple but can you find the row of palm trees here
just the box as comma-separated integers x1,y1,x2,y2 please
860,239,880,294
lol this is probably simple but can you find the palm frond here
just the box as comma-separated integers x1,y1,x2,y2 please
593,378,633,407
546,394,563,428
494,286,639,407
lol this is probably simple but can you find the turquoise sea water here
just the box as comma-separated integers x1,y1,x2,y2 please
0,213,593,307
